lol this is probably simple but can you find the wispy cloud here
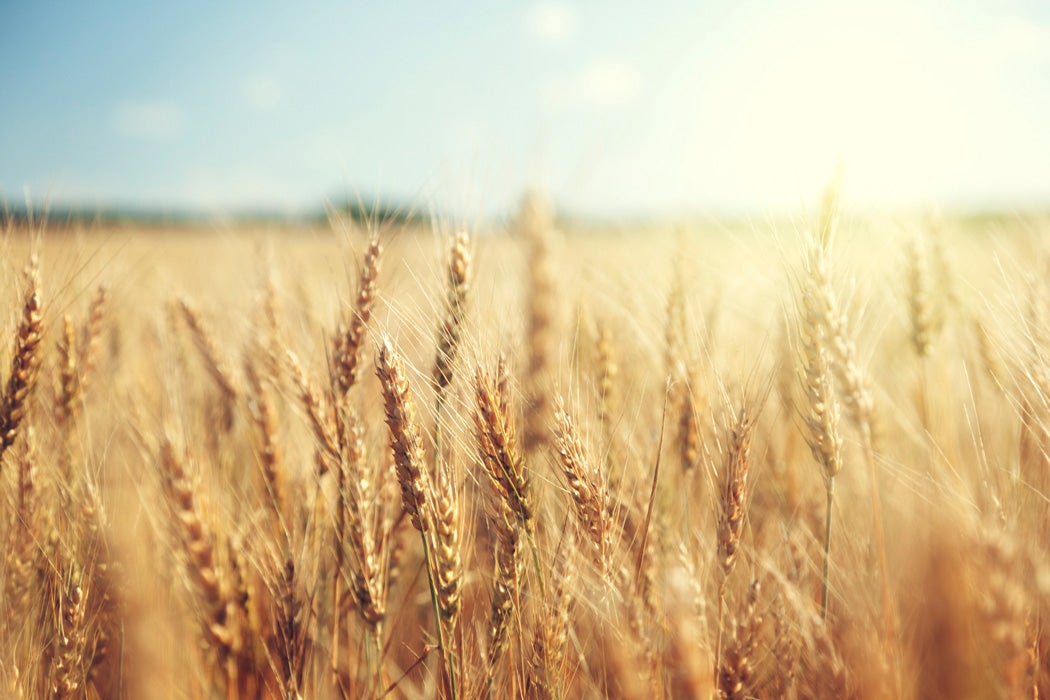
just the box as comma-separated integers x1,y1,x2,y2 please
543,60,642,111
112,100,186,140
242,76,283,111
527,2,575,42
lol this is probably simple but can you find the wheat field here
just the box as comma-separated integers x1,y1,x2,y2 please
1,196,1048,699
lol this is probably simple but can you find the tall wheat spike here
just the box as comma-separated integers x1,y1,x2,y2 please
805,202,895,647
797,250,844,622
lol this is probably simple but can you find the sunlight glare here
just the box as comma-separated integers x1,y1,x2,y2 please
701,3,975,209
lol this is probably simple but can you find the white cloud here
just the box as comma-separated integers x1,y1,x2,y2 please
543,60,642,112
112,100,186,140
528,2,575,42
242,76,283,111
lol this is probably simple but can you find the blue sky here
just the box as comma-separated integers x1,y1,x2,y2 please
2,1,1049,218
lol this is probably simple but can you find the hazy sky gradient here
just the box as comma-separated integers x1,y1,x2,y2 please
2,0,1049,218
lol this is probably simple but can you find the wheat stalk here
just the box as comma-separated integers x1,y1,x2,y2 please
158,438,242,695
803,228,893,642
797,253,844,622
375,338,459,699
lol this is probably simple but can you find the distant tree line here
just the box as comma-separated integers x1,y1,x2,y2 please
0,195,432,229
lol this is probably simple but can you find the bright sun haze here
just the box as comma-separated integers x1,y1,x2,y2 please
1,0,1047,217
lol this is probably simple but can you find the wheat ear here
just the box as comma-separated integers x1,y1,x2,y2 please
376,340,430,533
177,299,240,429
553,396,609,572
0,260,44,466
715,406,755,671
77,284,108,393
473,365,533,531
474,361,533,685
286,349,340,476
333,233,381,395
433,231,472,405
158,439,241,692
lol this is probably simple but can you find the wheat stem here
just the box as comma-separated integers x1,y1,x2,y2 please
821,477,835,623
